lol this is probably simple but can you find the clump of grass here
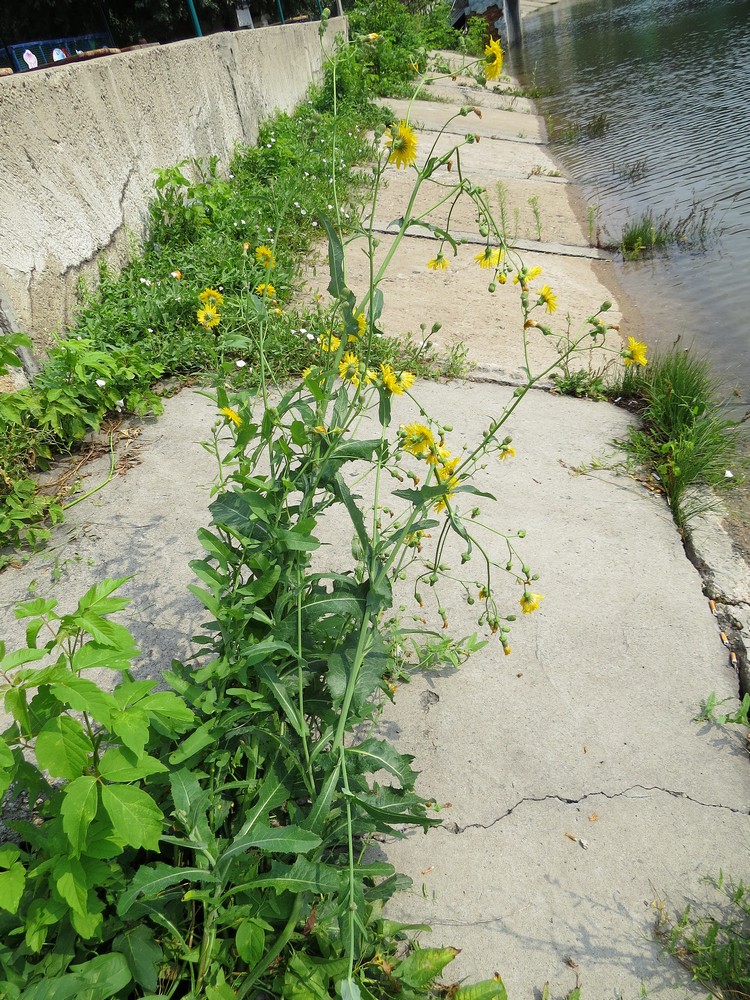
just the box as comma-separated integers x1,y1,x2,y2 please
529,164,562,178
551,112,608,145
618,202,719,260
615,158,648,183
657,873,750,999
611,349,742,531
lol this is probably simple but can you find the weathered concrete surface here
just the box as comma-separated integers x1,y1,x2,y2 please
0,19,345,347
387,97,546,142
0,383,747,1000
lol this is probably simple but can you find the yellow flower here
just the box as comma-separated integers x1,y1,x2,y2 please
197,305,221,329
385,121,418,170
318,332,341,353
499,445,516,460
400,422,435,459
366,32,380,41
513,265,542,287
199,288,224,308
484,37,504,81
538,285,558,314
255,245,276,268
409,59,420,72
475,247,502,269
435,456,461,513
427,442,451,467
382,367,415,395
364,368,378,385
519,591,544,615
622,336,648,367
218,406,241,427
255,282,276,298
427,253,450,271
339,351,362,385
170,269,182,279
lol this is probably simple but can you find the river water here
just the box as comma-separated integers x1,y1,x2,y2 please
508,0,750,398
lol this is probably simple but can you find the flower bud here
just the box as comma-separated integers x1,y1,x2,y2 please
488,282,496,293
518,529,526,537
601,300,612,311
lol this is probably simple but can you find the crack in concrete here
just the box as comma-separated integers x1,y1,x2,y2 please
445,784,749,834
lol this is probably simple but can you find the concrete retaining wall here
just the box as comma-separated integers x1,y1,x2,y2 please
0,19,345,351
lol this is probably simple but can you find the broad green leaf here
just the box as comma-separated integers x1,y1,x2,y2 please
236,765,292,838
0,844,20,867
71,952,132,1000
18,977,85,1000
72,641,138,673
394,947,460,988
273,527,321,552
49,676,117,727
101,784,163,850
256,663,305,736
352,793,440,833
363,872,412,902
53,857,88,916
454,977,508,1000
250,858,339,895
302,761,341,834
110,707,149,754
98,747,168,782
75,578,131,617
187,583,220,616
347,739,417,789
35,716,92,779
222,824,321,863
0,862,25,914
205,985,235,1000
236,919,265,967
169,767,205,817
113,926,162,991
321,215,347,299
117,862,218,916
14,597,57,619
0,647,47,672
69,612,133,650
337,980,361,1000
168,721,216,764
285,952,330,999
140,691,194,732
61,775,98,855
70,904,103,940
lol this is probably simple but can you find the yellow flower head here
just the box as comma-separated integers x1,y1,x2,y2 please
255,282,276,298
171,269,182,279
381,367,415,395
197,305,221,329
435,456,461,513
513,265,542,289
538,285,558,314
427,442,451,467
427,253,450,271
519,591,544,615
199,288,224,308
622,336,648,367
255,245,276,268
499,445,516,461
400,422,435,460
385,121,418,170
475,247,502,270
318,331,341,353
218,406,241,427
366,32,380,41
338,351,362,385
484,37,504,81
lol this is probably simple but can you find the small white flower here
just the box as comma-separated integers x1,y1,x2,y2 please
95,378,106,387
301,209,307,216
312,221,318,227
235,359,247,368
327,204,333,210
241,219,246,224
376,333,382,339
725,470,734,479
266,143,272,148
229,172,235,179
218,285,224,291
115,398,125,411
294,200,300,208
299,327,307,335
304,171,309,177
306,333,315,341
147,327,154,333
139,277,151,286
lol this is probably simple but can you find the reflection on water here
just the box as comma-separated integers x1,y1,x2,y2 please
509,0,750,397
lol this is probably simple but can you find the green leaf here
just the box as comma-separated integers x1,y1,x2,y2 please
250,858,339,895
75,578,131,617
337,980,361,1000
303,761,341,834
98,746,168,782
454,977,508,1000
14,597,57,620
223,824,322,863
168,721,216,764
49,676,117,727
363,872,412,902
256,663,305,737
61,776,98,855
72,641,138,673
394,947,460,988
347,739,417,789
0,740,16,798
35,716,92,779
113,926,162,991
236,919,265,967
236,765,293,838
321,215,347,300
0,862,25,914
53,857,88,916
351,792,440,833
70,612,134,650
0,647,47,672
117,862,218,916
101,784,163,850
71,953,132,1000
110,707,150,754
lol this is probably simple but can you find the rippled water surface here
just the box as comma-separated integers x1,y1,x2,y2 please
509,0,750,393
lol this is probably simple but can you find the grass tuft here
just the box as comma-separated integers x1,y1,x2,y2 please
617,201,719,260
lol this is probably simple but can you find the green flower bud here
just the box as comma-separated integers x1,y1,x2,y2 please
488,282,496,293
518,529,526,537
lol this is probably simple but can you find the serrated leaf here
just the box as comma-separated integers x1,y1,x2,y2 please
75,578,131,617
101,784,163,850
347,739,417,789
223,824,322,863
113,926,162,991
50,676,117,727
98,747,168,782
110,707,149,755
394,947,460,988
71,612,133,649
141,691,194,732
61,775,98,855
35,716,92,779
250,857,339,895
454,976,508,1000
0,862,25,914
0,647,47,672
117,862,218,916
53,857,88,916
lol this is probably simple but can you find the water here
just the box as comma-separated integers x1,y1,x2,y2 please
508,0,750,397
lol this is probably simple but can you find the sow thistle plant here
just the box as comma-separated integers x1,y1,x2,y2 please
0,27,647,1000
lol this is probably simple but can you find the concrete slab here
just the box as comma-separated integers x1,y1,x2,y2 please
386,97,546,144
424,82,538,116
